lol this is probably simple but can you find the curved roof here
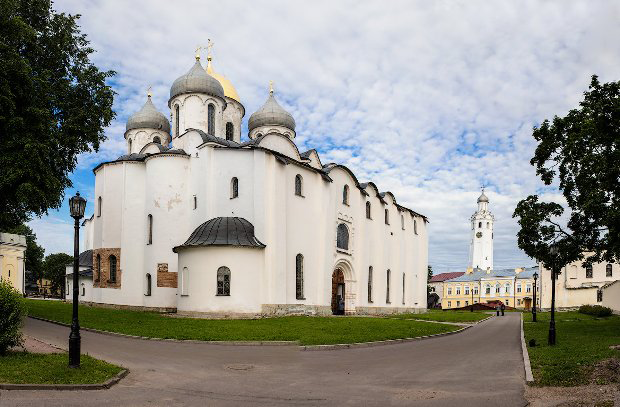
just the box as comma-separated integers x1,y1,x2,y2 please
248,92,295,132
170,59,225,102
206,58,240,102
173,217,265,252
478,191,489,203
126,96,171,134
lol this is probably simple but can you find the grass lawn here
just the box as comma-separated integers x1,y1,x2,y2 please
25,299,459,345
0,352,123,384
392,309,490,323
523,311,620,386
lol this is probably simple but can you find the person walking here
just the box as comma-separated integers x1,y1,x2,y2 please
501,303,506,316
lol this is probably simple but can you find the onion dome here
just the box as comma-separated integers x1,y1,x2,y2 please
169,57,225,102
248,86,296,132
126,94,171,133
206,57,240,102
173,217,265,252
478,191,489,203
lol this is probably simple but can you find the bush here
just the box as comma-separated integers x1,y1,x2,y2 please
0,280,26,354
579,304,613,317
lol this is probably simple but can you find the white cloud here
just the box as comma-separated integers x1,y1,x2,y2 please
31,0,620,271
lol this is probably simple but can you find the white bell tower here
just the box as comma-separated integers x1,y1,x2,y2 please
468,188,494,270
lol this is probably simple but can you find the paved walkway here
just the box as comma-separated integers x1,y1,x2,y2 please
0,314,527,406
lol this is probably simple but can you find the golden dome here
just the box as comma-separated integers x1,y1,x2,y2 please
206,57,240,103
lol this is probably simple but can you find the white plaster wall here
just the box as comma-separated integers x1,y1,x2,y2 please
170,94,225,138
222,98,244,142
602,282,620,312
65,265,93,302
249,125,295,141
82,218,94,250
176,246,264,313
126,129,170,154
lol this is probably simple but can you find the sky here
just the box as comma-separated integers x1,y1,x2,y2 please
30,0,620,273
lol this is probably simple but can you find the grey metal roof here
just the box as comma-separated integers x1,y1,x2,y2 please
184,128,241,148
478,192,489,203
170,59,225,102
126,96,171,134
78,249,93,268
173,217,265,252
248,93,295,132
447,267,538,282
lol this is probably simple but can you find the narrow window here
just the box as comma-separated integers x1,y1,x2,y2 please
96,254,101,282
517,284,522,293
336,223,349,250
456,286,461,295
457,300,460,307
505,284,510,294
226,122,234,141
193,195,197,210
465,286,470,295
597,289,603,302
175,105,180,136
81,284,85,296
448,301,451,307
465,300,469,306
366,201,371,219
368,266,373,303
414,219,418,235
217,266,230,296
145,273,152,296
474,286,479,295
495,284,500,293
97,196,102,217
384,208,389,225
485,284,490,294
478,222,482,228
296,254,304,300
606,264,612,277
208,104,215,135
447,286,452,295
181,267,189,296
230,177,239,199
342,185,349,205
585,264,593,278
401,214,405,230
147,214,153,245
295,174,303,196
128,138,132,154
109,255,117,283
526,284,532,293
153,136,161,144
486,222,489,229
386,269,391,304
402,273,405,304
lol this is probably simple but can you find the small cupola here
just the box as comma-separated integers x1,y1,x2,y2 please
126,93,171,134
248,82,296,140
169,54,225,104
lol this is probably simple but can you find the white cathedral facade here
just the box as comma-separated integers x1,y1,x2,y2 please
83,50,428,316
468,190,494,270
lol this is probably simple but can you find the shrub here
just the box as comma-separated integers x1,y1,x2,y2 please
0,280,26,354
579,304,613,317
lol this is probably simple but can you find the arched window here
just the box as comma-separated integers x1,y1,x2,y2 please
401,214,405,230
402,273,405,304
368,266,373,302
175,105,180,136
384,208,389,225
97,196,102,217
296,254,304,300
128,138,132,153
486,222,490,229
109,255,117,283
181,267,189,296
81,283,85,296
478,222,482,228
386,269,391,304
230,177,239,199
208,104,215,135
295,174,303,196
336,223,349,250
147,214,153,245
606,264,613,277
153,136,161,144
193,195,197,210
226,122,234,141
342,185,349,205
585,264,593,278
366,201,371,219
414,219,418,235
145,273,152,296
95,254,101,282
217,266,230,296
485,284,491,294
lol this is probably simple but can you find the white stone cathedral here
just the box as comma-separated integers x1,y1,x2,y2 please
468,190,494,270
82,47,428,316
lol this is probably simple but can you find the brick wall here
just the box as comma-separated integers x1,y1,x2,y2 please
92,248,121,289
157,263,177,288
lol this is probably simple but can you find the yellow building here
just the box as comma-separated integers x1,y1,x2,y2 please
442,267,540,310
0,233,27,294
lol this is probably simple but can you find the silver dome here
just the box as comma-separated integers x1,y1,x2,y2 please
169,59,225,101
248,93,296,132
126,96,171,133
478,192,489,203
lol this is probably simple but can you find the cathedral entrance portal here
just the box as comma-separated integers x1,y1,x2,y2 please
331,269,345,315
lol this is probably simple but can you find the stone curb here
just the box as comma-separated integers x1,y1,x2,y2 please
0,369,129,391
520,313,535,383
28,314,493,350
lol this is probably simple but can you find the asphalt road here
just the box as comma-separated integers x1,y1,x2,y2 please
1,313,527,406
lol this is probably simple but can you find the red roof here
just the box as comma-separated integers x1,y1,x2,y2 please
429,272,465,282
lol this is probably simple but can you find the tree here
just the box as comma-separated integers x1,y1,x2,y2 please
6,224,44,283
0,279,26,354
0,0,115,230
43,252,72,297
427,265,433,295
513,76,620,270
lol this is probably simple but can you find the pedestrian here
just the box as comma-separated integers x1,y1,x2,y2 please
496,304,500,316
501,303,505,316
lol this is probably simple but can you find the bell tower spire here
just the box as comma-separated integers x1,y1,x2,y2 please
468,187,494,270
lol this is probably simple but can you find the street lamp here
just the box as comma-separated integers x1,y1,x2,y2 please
69,192,86,368
548,245,558,345
532,271,538,322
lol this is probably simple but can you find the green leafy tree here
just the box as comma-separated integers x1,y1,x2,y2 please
43,252,72,297
513,76,620,269
427,265,433,295
0,0,115,230
0,279,26,354
6,224,44,283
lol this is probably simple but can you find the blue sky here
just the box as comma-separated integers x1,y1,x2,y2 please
30,0,620,273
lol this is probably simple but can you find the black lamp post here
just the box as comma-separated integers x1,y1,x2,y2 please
532,271,538,322
69,192,86,368
548,245,558,345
